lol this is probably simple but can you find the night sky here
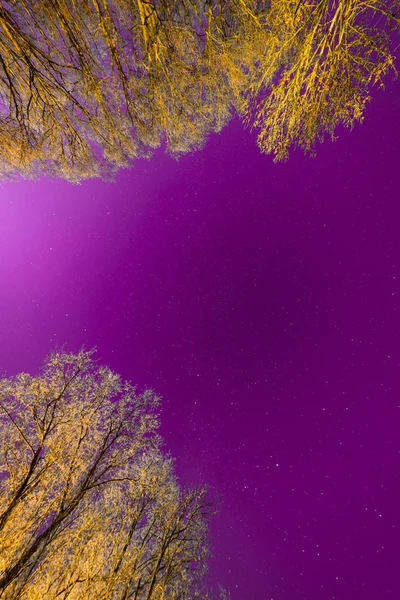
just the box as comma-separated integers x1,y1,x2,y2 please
0,76,399,599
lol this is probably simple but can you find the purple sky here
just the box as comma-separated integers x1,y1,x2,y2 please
0,77,399,599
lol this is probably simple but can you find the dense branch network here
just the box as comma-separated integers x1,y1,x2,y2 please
0,0,398,180
0,349,225,599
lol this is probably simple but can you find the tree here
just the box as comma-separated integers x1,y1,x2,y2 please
0,0,238,181
239,0,400,160
0,0,398,181
0,349,223,599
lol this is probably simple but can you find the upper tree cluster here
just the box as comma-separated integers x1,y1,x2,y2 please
0,0,398,180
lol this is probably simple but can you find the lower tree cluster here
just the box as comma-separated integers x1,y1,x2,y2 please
0,350,227,599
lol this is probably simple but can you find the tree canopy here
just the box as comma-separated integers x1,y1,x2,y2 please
0,0,399,181
0,349,226,599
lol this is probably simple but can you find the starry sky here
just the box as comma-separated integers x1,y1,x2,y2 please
0,76,399,599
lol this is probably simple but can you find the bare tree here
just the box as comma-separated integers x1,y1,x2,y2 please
0,0,398,180
0,349,221,599
0,0,238,181
239,0,400,160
